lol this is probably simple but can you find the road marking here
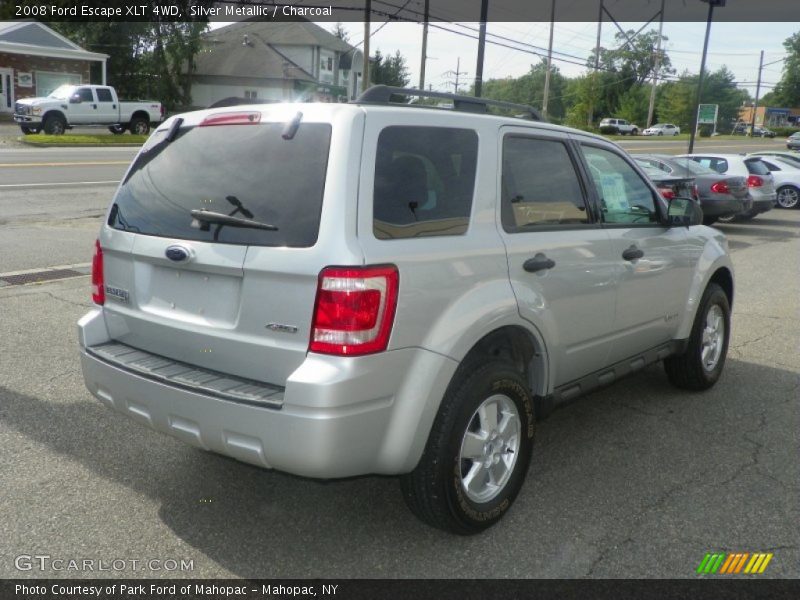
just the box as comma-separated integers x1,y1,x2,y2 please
0,180,119,188
0,161,129,167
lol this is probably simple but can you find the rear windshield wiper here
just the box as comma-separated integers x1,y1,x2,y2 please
190,209,278,231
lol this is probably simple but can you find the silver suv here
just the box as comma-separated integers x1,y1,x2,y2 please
79,86,734,534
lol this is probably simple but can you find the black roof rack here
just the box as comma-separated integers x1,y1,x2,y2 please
353,85,544,121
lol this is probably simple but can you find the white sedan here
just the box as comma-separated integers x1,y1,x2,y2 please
643,123,681,136
756,155,800,209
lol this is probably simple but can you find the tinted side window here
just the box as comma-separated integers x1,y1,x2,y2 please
96,88,113,102
502,137,590,229
77,88,94,102
373,126,477,239
581,145,659,225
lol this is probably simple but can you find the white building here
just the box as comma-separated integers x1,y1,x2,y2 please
188,20,363,108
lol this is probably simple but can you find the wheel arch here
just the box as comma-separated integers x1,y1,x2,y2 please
129,110,150,124
676,253,735,341
42,109,66,124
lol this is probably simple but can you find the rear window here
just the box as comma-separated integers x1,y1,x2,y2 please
373,126,477,239
745,159,770,176
109,121,331,247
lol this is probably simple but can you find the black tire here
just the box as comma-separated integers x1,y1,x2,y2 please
43,114,66,135
400,360,535,535
108,124,126,135
702,216,718,225
128,117,150,135
20,126,39,135
631,128,638,136
658,130,664,136
664,282,730,391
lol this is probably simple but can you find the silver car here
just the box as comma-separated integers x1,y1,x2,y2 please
678,154,777,222
79,87,734,534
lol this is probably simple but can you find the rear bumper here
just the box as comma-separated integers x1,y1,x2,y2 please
748,196,776,215
700,197,745,217
78,308,458,478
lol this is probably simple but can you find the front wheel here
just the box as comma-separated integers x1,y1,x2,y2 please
664,282,730,391
776,185,800,209
631,128,638,136
400,360,535,535
43,114,66,135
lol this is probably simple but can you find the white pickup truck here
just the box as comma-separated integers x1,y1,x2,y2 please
13,84,163,135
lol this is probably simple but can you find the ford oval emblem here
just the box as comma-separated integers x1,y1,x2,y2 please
165,245,191,262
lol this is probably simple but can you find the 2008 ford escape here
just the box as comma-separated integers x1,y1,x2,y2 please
79,86,733,534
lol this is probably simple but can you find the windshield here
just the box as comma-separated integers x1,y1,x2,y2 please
667,158,716,176
109,120,332,247
47,85,75,99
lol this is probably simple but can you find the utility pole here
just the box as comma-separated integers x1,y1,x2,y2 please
749,50,765,134
542,0,556,117
588,0,604,127
474,0,489,97
688,0,725,154
362,0,371,92
419,0,429,90
646,0,665,128
443,58,467,94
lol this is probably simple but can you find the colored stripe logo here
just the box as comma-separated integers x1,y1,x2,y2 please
697,552,773,574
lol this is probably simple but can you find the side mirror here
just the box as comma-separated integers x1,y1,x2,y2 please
667,197,703,227
69,94,81,104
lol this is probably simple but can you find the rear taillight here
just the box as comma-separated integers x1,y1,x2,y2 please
747,175,764,187
309,265,399,356
710,181,730,194
658,187,675,200
91,239,104,305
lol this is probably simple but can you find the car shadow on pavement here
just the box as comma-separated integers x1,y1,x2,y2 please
1,356,797,577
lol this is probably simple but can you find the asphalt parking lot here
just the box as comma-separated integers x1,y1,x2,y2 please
0,135,798,579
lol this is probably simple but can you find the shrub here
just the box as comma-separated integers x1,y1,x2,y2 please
698,125,713,137
770,126,800,137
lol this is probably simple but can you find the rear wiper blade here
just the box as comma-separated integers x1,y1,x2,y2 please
190,209,278,231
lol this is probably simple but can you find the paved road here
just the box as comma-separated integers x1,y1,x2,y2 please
0,206,797,578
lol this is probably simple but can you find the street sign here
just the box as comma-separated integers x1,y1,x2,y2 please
698,104,718,124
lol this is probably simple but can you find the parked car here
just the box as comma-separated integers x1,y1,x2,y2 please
753,126,776,138
748,150,800,168
678,154,776,222
633,154,748,224
13,84,163,135
786,132,800,150
642,123,680,136
750,155,800,209
79,86,734,534
636,162,697,202
599,117,639,135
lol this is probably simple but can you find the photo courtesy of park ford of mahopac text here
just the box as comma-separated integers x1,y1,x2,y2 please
1,0,799,598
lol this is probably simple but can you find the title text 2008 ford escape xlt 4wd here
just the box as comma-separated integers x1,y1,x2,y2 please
79,87,733,534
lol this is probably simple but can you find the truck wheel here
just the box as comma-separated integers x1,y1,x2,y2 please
631,128,638,136
129,117,150,135
664,282,730,391
43,115,66,135
400,360,535,534
108,125,126,135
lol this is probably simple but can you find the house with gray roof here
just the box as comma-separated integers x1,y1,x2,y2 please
0,21,107,114
188,20,363,107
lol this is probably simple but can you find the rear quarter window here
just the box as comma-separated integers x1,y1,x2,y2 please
373,126,478,239
108,121,331,247
745,159,770,176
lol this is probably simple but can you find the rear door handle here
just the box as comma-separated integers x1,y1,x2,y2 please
523,255,556,273
622,245,644,261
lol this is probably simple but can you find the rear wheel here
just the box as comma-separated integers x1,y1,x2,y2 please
128,117,150,135
631,128,638,136
43,114,66,135
776,185,800,209
400,360,535,535
664,283,730,391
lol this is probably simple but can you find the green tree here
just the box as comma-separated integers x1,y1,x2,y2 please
371,49,410,87
771,32,800,107
616,84,651,126
479,59,568,121
332,23,350,43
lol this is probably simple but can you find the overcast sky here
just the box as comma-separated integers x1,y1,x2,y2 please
211,21,797,98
